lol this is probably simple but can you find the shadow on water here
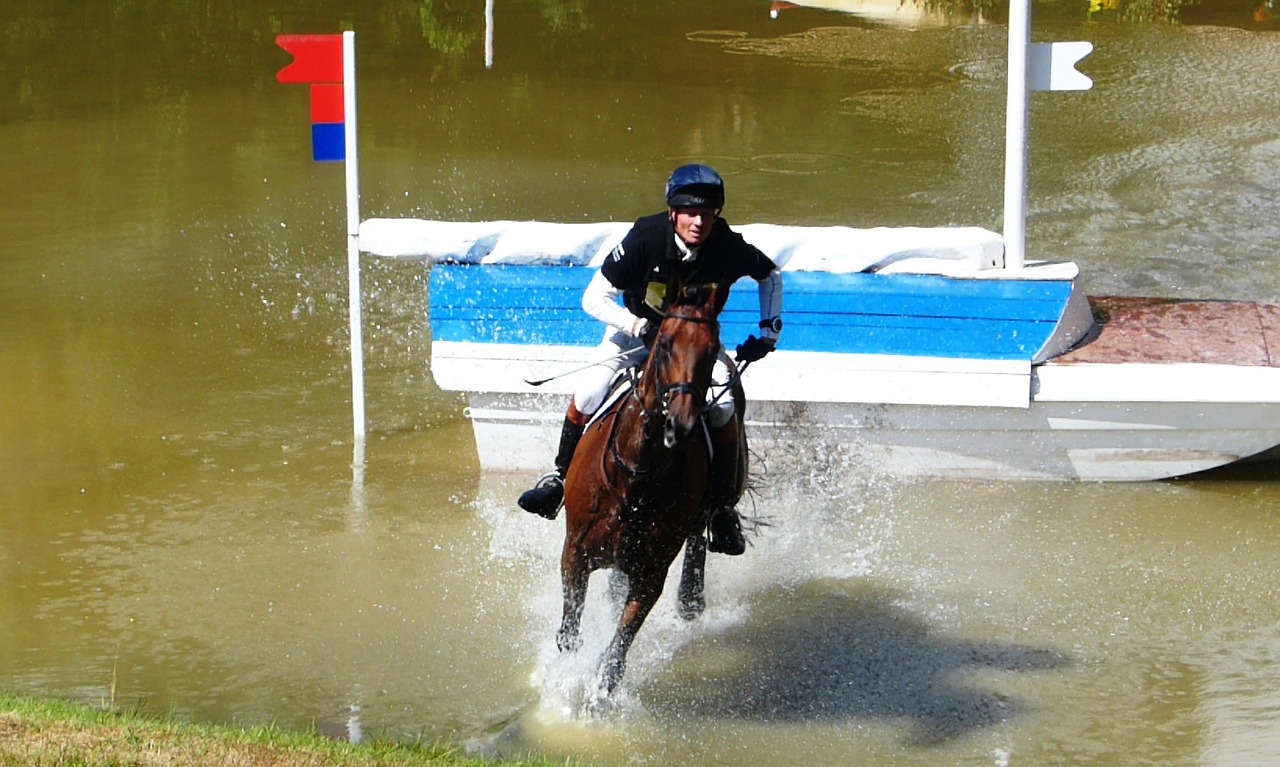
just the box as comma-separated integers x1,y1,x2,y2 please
639,578,1069,745
1176,456,1280,484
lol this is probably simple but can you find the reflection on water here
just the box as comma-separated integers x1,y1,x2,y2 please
4,1,1280,766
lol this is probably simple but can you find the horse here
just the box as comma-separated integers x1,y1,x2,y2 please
556,281,745,699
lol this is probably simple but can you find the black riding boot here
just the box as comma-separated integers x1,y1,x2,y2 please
705,422,747,556
707,508,746,556
517,417,584,520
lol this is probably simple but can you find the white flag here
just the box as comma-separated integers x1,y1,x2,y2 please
1029,41,1093,92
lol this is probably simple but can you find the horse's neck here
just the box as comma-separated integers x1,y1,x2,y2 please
604,387,673,486
618,385,662,454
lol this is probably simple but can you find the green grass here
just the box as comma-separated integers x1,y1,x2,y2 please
0,691,575,767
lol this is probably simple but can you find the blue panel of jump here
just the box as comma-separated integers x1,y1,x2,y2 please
428,263,1073,360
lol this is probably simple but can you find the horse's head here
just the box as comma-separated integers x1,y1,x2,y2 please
642,280,721,449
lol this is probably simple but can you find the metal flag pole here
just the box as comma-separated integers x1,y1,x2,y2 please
1003,0,1093,272
274,31,366,479
1003,0,1031,270
343,30,366,449
484,0,494,69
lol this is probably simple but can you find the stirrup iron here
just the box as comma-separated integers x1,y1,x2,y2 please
518,472,564,520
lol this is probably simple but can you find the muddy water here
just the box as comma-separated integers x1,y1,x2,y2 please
3,1,1280,765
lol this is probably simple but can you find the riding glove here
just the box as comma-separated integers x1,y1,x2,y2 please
735,334,773,363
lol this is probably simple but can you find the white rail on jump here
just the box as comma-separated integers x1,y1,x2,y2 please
357,218,1015,275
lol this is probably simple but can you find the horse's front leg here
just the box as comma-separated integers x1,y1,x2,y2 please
606,568,629,613
677,533,707,620
597,575,662,696
558,544,589,653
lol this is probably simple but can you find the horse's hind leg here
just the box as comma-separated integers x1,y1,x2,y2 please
677,534,707,620
557,546,589,653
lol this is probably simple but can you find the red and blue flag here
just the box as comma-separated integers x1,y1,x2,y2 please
276,34,346,162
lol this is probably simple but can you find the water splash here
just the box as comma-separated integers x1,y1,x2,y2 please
471,439,902,726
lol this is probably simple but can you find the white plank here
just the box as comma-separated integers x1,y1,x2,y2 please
1035,363,1280,404
432,342,1032,407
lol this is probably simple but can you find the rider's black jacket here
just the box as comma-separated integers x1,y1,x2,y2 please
599,212,778,326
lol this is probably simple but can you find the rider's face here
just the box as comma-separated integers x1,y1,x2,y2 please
671,207,717,245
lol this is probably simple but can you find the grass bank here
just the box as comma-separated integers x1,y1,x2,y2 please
0,692,570,767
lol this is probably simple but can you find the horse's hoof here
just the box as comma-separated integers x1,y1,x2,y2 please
584,688,619,717
677,595,705,621
556,633,581,654
595,658,626,699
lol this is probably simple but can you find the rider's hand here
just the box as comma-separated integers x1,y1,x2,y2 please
735,335,775,363
629,317,649,339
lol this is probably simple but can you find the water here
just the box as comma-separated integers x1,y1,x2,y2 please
4,1,1280,764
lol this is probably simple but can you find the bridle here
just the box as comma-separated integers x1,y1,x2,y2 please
643,310,717,422
606,309,718,480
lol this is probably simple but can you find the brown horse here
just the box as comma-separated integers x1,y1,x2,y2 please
556,282,743,698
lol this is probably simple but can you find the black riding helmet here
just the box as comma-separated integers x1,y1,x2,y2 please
665,163,725,209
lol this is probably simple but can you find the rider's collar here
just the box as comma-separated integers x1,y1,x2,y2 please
673,233,699,263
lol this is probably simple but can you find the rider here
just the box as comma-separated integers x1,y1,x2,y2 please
517,163,783,555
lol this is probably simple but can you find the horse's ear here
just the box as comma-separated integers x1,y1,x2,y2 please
666,272,685,306
685,284,717,310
